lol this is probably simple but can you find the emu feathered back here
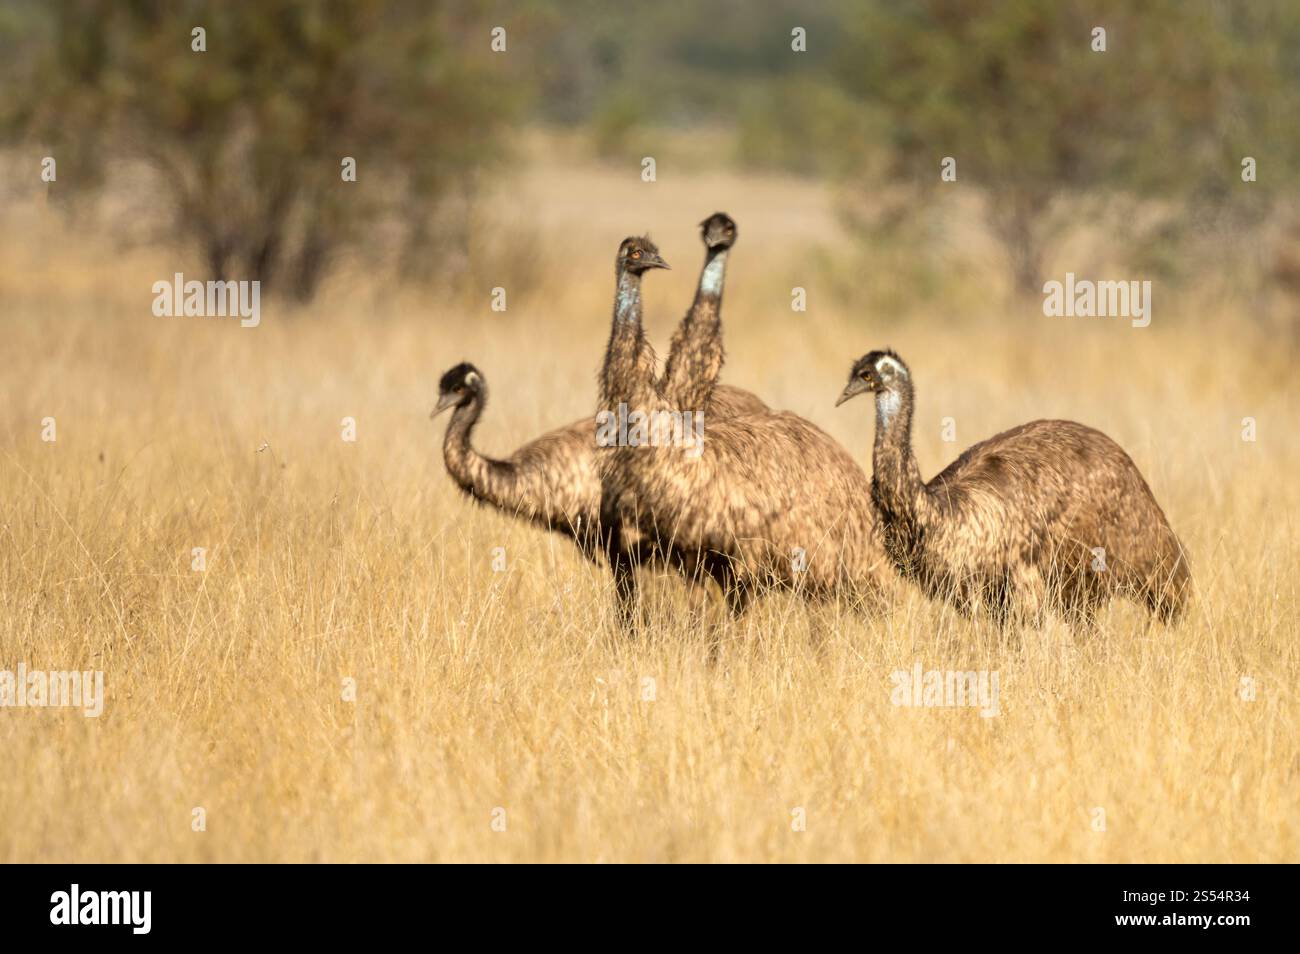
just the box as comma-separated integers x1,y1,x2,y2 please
603,408,894,613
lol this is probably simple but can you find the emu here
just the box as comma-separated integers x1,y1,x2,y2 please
599,215,893,621
836,349,1191,625
432,234,766,567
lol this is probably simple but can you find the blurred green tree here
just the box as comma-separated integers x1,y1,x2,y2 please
1,0,516,300
831,0,1293,293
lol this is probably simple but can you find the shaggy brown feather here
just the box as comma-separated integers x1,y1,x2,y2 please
838,349,1192,625
604,409,894,614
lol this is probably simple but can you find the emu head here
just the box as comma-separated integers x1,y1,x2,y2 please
836,349,910,406
433,361,484,417
617,236,670,275
700,212,737,251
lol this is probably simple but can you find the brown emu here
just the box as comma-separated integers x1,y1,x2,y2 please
599,216,893,621
836,349,1191,625
433,233,765,567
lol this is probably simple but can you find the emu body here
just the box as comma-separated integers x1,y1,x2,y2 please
606,408,891,613
838,350,1191,624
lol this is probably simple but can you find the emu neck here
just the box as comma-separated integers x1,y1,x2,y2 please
442,396,524,514
696,247,728,306
614,267,641,324
871,383,927,525
601,267,657,410
660,247,728,410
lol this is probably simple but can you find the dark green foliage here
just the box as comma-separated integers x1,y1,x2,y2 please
2,0,517,300
831,0,1300,291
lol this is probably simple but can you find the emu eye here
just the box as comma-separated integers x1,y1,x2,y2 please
631,249,642,260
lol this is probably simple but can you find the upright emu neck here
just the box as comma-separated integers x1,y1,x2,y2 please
871,381,928,524
442,392,530,517
600,265,656,411
694,247,728,311
660,247,728,411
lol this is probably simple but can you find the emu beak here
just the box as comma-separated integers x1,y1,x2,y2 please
431,392,458,418
835,378,871,407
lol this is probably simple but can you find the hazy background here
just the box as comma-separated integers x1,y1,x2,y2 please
3,0,1299,319
0,1,1295,862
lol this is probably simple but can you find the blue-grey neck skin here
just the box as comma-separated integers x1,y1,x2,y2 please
601,263,654,411
696,248,728,301
614,267,641,323
657,245,731,412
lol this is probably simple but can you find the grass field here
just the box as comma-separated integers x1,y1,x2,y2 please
1,155,1296,862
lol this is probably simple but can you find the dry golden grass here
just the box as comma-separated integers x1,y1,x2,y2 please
0,156,1296,862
